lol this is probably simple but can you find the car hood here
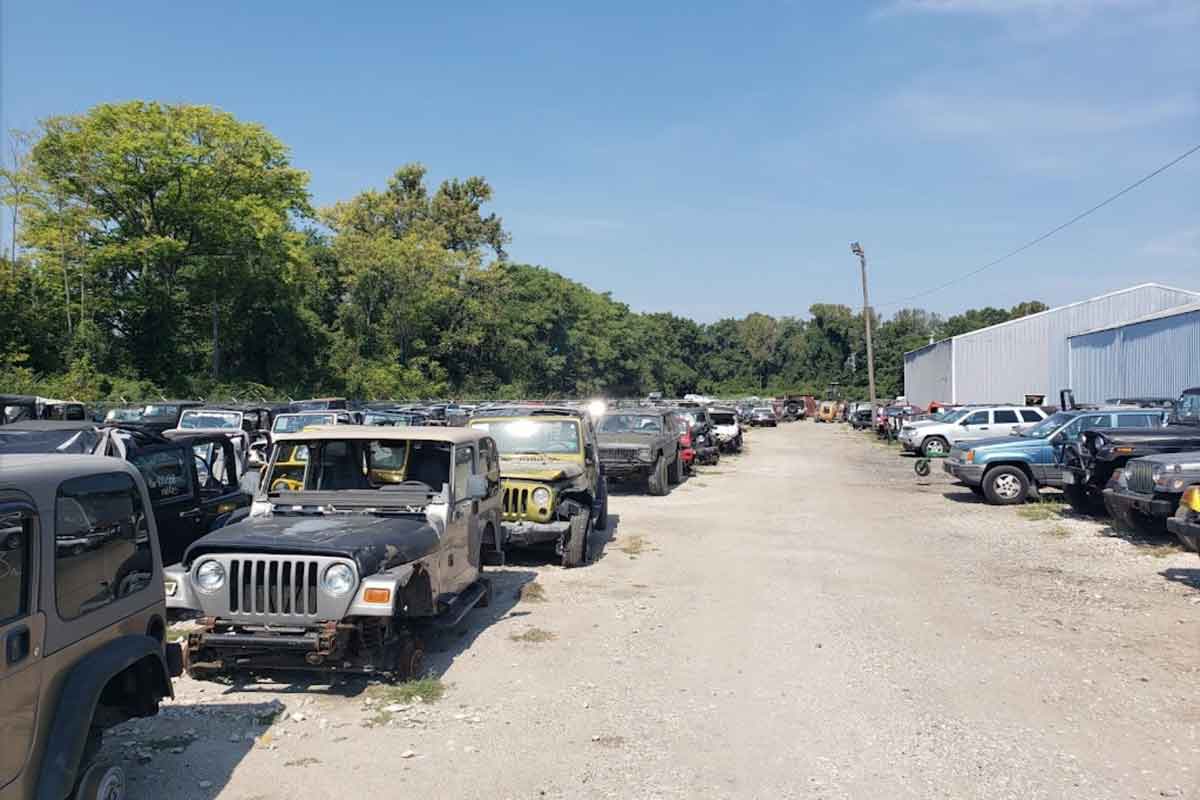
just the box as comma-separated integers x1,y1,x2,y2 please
965,434,1038,451
183,514,439,575
499,456,584,482
1088,425,1200,453
1134,451,1200,470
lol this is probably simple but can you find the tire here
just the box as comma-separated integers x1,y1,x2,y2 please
647,455,668,496
594,478,609,530
562,511,590,568
666,451,681,484
921,436,949,458
968,485,985,497
982,466,1029,505
75,762,126,800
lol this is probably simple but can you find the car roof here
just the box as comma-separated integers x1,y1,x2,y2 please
273,424,489,445
473,405,585,418
0,420,98,432
0,453,140,486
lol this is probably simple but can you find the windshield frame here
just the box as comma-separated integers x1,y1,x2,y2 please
272,412,337,433
469,418,582,456
177,409,243,430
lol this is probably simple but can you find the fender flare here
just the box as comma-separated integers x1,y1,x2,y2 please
37,634,172,800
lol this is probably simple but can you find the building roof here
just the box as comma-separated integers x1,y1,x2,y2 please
1069,300,1200,338
273,424,487,445
905,283,1200,357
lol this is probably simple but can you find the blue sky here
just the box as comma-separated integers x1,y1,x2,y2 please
2,0,1197,322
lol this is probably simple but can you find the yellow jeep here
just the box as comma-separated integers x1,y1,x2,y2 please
467,408,607,567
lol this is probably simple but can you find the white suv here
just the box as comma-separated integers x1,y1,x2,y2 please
900,406,1047,457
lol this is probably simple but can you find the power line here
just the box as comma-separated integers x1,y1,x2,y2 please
876,141,1200,310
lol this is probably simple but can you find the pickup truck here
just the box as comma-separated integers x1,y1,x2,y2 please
943,408,1166,505
1060,388,1200,517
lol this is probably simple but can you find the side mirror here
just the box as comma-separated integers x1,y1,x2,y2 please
584,443,596,462
468,474,488,500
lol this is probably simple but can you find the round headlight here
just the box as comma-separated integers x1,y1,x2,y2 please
531,487,551,507
322,563,355,596
195,560,226,593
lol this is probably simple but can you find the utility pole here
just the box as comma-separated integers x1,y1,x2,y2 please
850,242,877,414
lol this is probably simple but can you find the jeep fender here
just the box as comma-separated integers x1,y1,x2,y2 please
37,634,172,800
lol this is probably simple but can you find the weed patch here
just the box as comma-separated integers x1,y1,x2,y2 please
618,535,646,556
509,627,556,643
1019,500,1067,522
518,581,547,603
367,677,446,705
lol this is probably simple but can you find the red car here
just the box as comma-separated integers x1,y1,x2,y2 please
671,413,696,474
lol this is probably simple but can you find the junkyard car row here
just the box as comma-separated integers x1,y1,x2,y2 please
0,393,768,800
863,388,1200,554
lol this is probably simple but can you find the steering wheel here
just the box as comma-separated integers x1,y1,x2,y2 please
271,477,303,492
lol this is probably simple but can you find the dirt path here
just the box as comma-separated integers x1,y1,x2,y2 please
110,423,1199,799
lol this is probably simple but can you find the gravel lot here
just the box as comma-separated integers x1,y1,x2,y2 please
107,422,1199,799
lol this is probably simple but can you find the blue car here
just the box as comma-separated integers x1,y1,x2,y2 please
944,408,1167,505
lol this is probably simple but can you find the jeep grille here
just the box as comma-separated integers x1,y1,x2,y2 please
193,554,358,623
502,486,530,516
1128,461,1155,495
600,446,641,463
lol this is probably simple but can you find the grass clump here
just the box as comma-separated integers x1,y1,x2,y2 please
1047,524,1071,538
618,535,646,556
509,627,557,643
518,581,547,603
1018,500,1067,522
367,677,446,705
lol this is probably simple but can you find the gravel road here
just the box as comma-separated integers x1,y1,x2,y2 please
108,423,1199,799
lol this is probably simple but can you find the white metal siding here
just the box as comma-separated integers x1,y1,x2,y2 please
903,339,953,407
1069,308,1200,402
949,285,1200,404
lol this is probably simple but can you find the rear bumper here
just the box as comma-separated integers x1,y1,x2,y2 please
501,519,569,546
1166,516,1200,551
1103,487,1177,519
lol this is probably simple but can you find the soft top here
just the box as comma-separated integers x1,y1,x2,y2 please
274,424,489,446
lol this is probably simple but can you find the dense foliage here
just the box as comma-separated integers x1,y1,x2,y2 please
1,102,1046,403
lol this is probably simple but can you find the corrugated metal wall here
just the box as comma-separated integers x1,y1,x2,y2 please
1069,308,1200,402
948,285,1200,404
903,339,953,407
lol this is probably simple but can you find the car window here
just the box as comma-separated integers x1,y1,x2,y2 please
130,448,194,503
1019,409,1043,423
1083,415,1113,431
994,410,1019,424
469,419,581,455
55,472,153,620
1116,413,1153,428
453,446,474,502
0,509,32,624
963,411,989,425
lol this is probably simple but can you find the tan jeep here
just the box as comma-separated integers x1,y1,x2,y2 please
0,455,179,800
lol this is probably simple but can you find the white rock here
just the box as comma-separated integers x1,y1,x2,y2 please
401,749,417,759
199,780,213,789
291,712,306,722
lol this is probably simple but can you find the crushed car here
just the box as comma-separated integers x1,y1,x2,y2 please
707,406,744,453
165,425,500,679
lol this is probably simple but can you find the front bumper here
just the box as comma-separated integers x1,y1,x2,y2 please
184,619,367,674
943,460,984,485
501,519,569,546
1103,487,1177,519
1166,514,1200,552
600,460,651,479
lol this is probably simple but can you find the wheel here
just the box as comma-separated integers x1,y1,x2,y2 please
921,436,949,458
914,459,931,477
666,451,681,484
74,762,126,800
646,455,668,496
594,479,609,530
982,466,1029,505
562,511,590,568
394,637,424,681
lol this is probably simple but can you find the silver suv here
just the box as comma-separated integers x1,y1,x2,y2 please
899,406,1047,457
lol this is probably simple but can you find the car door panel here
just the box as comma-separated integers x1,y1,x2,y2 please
0,502,41,792
129,444,203,567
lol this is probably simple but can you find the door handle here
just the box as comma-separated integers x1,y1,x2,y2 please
179,508,203,520
6,625,30,665
979,427,989,430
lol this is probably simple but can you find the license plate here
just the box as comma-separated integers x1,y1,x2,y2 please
1062,471,1074,485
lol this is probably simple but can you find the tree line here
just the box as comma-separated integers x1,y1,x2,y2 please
0,101,1047,403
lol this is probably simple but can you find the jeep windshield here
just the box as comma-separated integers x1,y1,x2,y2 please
599,414,663,434
1021,412,1075,438
265,438,451,497
272,412,336,433
709,412,737,425
1174,391,1200,424
470,419,580,455
178,410,242,430
141,403,181,422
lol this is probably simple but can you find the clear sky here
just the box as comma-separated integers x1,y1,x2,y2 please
1,0,1197,322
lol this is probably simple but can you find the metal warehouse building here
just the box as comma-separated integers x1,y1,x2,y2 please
1067,302,1200,403
903,284,1200,407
